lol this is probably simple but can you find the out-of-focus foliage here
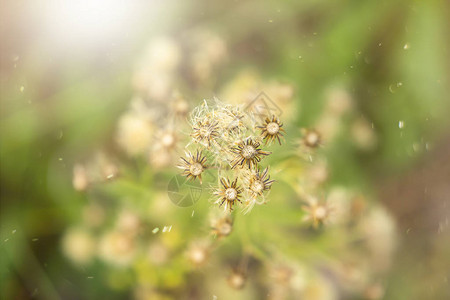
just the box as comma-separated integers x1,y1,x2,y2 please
1,0,449,299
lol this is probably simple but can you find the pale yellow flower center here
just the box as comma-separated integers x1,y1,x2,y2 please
199,125,214,138
314,205,327,220
189,247,206,264
306,131,320,146
242,145,256,159
225,188,237,200
228,273,245,289
250,180,264,194
190,163,203,176
266,122,280,135
161,133,175,147
218,222,232,236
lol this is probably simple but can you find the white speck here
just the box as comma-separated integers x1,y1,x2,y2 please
32,238,39,242
58,158,63,161
268,19,273,23
152,228,159,234
406,228,411,234
87,276,94,279
398,121,404,128
403,43,410,50
212,296,218,300
106,174,114,179
4,238,9,242
397,82,403,87
191,210,195,217
12,229,16,234
378,43,382,46
388,84,396,93
20,86,25,92
162,225,173,233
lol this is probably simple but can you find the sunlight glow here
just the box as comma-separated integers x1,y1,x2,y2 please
45,0,141,46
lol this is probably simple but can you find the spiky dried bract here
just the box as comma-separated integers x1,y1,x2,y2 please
178,150,207,183
248,167,274,199
231,139,271,169
258,115,285,145
214,178,243,212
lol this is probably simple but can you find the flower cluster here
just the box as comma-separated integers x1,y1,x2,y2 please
62,31,397,300
178,100,284,213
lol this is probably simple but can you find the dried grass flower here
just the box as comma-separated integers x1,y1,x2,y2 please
191,119,220,148
178,150,207,183
227,270,247,289
214,177,243,212
302,196,332,228
301,128,322,149
230,138,270,169
247,167,274,199
211,216,233,238
258,115,285,145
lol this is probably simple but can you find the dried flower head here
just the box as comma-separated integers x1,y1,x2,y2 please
271,265,294,286
191,120,220,147
227,270,247,289
116,112,154,156
301,128,322,149
231,139,270,169
171,91,190,117
186,241,210,267
211,216,233,238
158,130,178,150
98,230,136,266
302,197,332,228
248,167,274,199
214,178,243,211
258,115,285,145
62,227,96,265
178,150,207,183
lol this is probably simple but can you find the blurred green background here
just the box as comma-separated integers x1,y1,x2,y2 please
1,0,450,299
